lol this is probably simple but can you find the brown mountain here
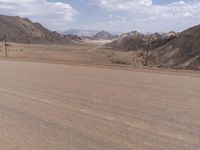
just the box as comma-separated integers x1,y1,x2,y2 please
106,26,200,69
0,15,75,44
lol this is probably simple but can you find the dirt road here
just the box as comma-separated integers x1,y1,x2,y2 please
0,60,200,150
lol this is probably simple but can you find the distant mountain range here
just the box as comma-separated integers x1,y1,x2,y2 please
90,31,118,40
63,29,98,37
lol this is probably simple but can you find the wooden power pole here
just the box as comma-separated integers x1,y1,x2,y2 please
145,36,150,67
4,35,7,57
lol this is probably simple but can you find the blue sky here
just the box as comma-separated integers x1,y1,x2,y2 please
0,0,200,33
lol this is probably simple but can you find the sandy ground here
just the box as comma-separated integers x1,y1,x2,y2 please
0,41,113,65
0,41,138,66
0,60,200,150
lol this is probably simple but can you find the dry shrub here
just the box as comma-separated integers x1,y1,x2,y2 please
111,51,132,65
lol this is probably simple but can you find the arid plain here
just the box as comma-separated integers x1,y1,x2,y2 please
0,41,145,66
0,41,200,150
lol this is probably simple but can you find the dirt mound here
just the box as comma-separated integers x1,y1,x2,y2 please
0,15,76,44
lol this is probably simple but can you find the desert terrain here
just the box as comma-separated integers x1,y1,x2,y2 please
0,14,200,150
0,43,200,149
0,41,113,65
1,15,200,70
0,41,161,67
0,4,200,150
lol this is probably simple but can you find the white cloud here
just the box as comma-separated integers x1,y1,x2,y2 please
92,0,152,10
90,0,200,32
0,0,77,30
0,0,200,32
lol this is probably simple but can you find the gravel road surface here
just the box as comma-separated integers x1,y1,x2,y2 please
0,61,200,150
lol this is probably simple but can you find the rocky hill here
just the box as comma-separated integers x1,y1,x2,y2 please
107,26,200,69
149,25,200,69
0,15,76,44
107,31,147,50
107,31,177,51
90,31,118,40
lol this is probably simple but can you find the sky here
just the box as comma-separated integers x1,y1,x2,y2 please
0,0,200,33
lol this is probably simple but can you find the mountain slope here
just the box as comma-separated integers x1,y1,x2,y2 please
0,15,72,44
150,25,200,69
107,31,177,51
107,31,147,51
106,27,200,69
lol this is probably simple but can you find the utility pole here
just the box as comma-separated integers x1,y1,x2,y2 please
4,35,7,57
145,36,150,67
